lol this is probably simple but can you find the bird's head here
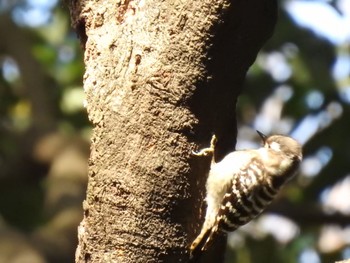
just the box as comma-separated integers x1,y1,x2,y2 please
257,130,302,162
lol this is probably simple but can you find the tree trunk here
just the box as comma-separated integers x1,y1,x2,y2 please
68,0,277,262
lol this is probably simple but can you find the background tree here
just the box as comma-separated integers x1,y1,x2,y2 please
0,0,350,263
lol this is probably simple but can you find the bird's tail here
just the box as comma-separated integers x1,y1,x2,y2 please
190,226,218,258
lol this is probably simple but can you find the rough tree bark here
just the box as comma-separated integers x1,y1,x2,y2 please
68,0,277,262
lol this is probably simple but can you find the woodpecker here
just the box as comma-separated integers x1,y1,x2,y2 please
190,131,302,254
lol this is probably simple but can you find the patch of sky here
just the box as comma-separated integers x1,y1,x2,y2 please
12,0,58,27
333,53,350,80
305,90,324,110
285,0,350,45
1,57,20,82
299,248,321,263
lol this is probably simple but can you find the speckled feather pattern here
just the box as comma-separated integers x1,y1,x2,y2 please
190,134,302,253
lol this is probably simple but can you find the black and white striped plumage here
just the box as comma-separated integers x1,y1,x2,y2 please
190,131,302,254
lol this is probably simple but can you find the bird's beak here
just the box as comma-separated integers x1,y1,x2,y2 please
256,130,267,143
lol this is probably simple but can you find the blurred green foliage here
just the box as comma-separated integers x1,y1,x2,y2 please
0,2,88,263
